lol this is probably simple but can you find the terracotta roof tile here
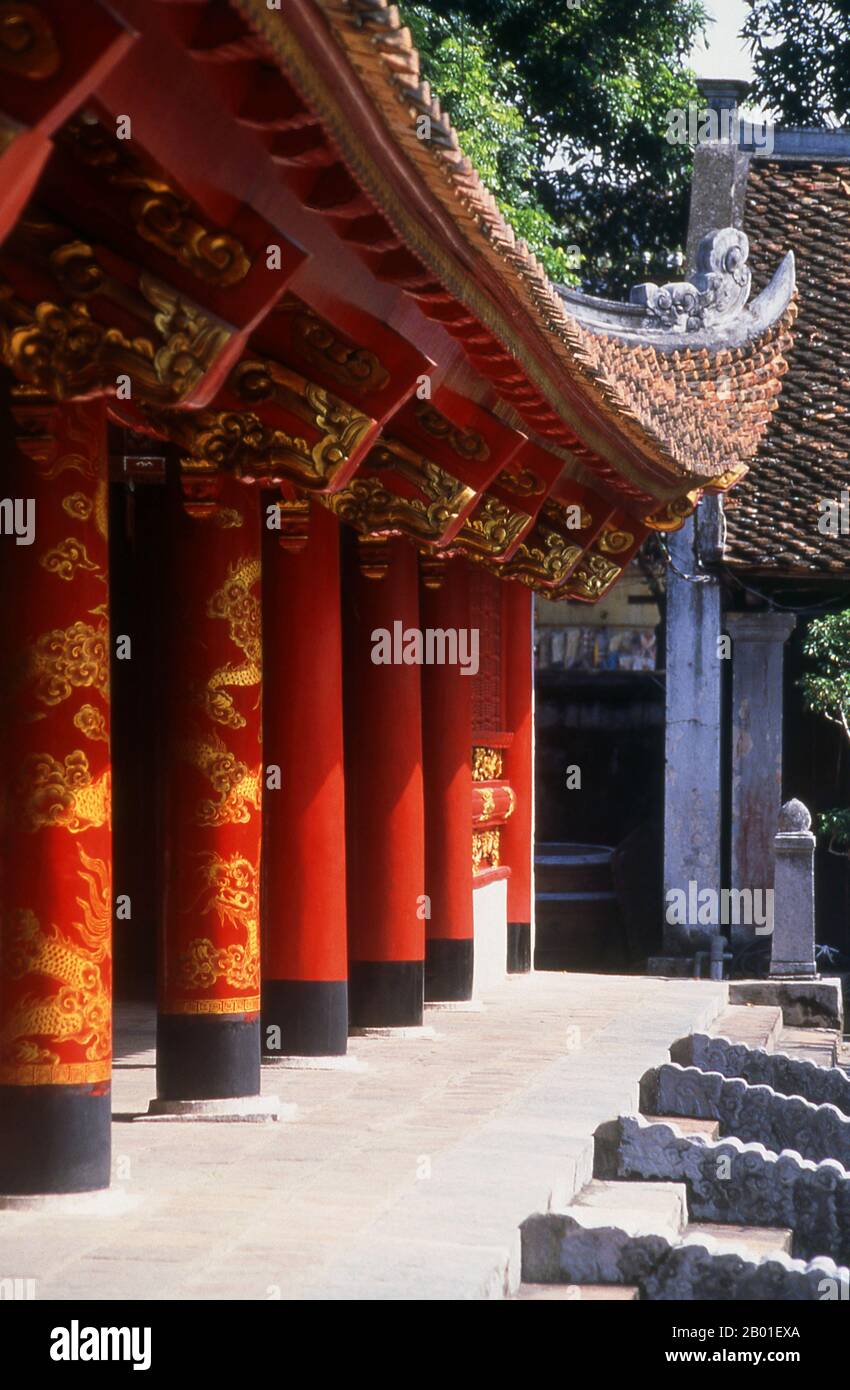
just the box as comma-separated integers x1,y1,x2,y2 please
727,160,850,572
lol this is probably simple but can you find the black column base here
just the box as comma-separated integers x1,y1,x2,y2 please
156,1013,260,1101
425,937,474,1002
0,1084,111,1194
507,921,532,974
348,960,423,1028
262,979,349,1057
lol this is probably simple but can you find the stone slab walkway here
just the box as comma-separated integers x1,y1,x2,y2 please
1,973,726,1301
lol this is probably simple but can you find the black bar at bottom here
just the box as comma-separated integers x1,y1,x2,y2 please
507,921,531,973
348,960,424,1028
0,1083,111,1194
425,937,474,1002
156,1013,260,1100
262,979,349,1056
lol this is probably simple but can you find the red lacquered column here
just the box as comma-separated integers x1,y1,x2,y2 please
421,558,474,1001
502,581,534,972
342,532,425,1026
261,503,348,1055
156,474,264,1100
0,396,113,1194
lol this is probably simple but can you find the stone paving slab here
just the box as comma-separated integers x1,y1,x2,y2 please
0,973,726,1301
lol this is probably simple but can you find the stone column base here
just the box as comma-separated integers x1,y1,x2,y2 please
263,1054,366,1072
349,1025,438,1040
138,1095,291,1123
425,1000,485,1014
0,1190,139,1214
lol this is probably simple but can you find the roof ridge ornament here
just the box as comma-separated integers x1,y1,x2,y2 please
629,228,751,333
556,227,792,350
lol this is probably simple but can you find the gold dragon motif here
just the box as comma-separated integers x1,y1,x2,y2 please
0,847,111,1084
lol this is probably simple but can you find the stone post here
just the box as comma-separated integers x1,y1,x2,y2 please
770,799,817,978
727,611,796,946
661,501,723,957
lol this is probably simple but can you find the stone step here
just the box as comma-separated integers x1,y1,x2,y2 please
515,1282,639,1301
670,1032,850,1116
685,1222,793,1258
707,1004,783,1052
643,1113,719,1141
569,1178,688,1236
643,1062,850,1168
603,1113,850,1265
520,1190,845,1300
777,1026,838,1068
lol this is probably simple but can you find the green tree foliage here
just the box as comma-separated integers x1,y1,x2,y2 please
800,610,850,849
744,0,850,125
401,1,709,294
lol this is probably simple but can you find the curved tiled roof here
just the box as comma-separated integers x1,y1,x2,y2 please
235,0,796,504
727,159,850,572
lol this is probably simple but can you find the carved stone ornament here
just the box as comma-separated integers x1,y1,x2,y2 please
630,228,752,333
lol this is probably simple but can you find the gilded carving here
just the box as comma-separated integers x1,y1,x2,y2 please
278,298,389,393
506,530,582,584
542,498,593,531
0,3,61,81
196,556,261,730
61,492,93,523
372,438,474,510
18,750,111,834
230,359,373,487
171,408,326,490
478,788,496,821
496,467,544,497
458,495,530,556
179,852,259,996
323,443,473,542
0,847,111,1085
61,116,251,287
127,182,250,287
73,703,108,744
643,496,698,532
0,275,230,404
39,537,100,582
560,552,622,600
211,507,244,529
142,275,231,398
472,829,501,874
28,619,109,707
472,746,502,781
597,525,635,555
184,734,261,827
414,403,490,463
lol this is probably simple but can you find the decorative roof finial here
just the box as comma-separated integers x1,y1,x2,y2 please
629,228,752,333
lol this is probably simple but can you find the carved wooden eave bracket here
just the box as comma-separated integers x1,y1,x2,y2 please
0,2,800,603
210,0,798,508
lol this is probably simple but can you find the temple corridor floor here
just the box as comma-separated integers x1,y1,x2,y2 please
3,974,726,1301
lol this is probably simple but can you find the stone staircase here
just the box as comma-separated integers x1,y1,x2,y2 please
514,1003,850,1300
